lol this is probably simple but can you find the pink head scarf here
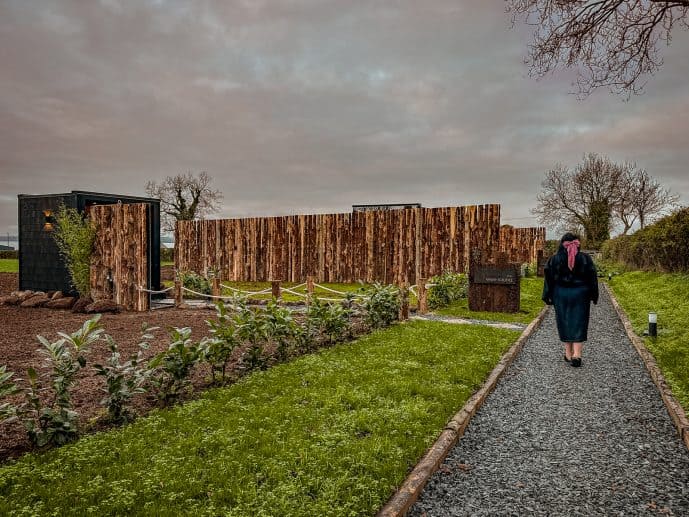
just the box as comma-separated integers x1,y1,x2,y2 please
563,239,580,271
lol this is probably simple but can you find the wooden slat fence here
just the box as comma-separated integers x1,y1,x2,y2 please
175,205,501,284
90,203,149,311
498,225,546,265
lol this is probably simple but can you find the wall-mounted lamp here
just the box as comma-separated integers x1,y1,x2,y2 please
43,210,56,232
648,312,657,337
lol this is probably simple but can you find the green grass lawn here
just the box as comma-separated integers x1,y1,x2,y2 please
608,271,689,412
0,259,18,273
0,320,520,516
434,276,545,324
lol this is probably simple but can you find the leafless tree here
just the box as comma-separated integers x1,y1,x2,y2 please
145,172,223,231
617,167,679,231
532,153,627,247
506,0,689,96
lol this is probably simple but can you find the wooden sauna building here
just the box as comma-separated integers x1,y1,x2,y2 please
17,191,161,295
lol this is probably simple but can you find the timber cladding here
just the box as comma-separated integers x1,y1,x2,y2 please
175,205,501,284
498,225,546,265
90,203,149,311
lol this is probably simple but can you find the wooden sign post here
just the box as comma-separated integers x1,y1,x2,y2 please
468,250,520,313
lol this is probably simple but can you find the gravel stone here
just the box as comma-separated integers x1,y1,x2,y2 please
410,289,689,516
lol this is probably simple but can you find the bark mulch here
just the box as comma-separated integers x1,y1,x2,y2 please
0,301,219,462
0,272,18,295
1,272,358,464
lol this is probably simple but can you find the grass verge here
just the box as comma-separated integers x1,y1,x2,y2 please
0,259,18,274
434,277,544,324
0,320,519,516
608,271,689,412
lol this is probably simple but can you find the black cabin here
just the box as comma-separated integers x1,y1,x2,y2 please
17,191,161,295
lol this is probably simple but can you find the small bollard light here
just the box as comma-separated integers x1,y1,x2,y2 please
648,312,658,337
608,272,612,281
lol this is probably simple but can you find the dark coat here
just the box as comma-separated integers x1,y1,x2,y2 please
542,248,599,306
542,247,599,342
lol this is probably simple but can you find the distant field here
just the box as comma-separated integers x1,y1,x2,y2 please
0,259,18,273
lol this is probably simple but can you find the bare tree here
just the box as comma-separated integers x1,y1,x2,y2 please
615,165,680,233
145,172,223,231
532,153,627,247
506,0,689,96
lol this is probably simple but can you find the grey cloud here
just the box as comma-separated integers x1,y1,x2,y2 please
1,0,687,236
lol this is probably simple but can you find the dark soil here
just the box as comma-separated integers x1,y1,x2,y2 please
0,272,18,295
0,272,365,463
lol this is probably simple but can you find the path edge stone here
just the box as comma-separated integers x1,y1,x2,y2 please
604,283,689,451
376,305,550,517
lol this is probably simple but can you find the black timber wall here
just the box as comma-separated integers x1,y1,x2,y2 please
18,194,75,293
18,192,161,295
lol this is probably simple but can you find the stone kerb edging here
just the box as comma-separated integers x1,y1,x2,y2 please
604,283,689,451
377,305,550,517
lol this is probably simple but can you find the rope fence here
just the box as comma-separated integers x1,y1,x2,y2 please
137,286,175,295
165,277,432,316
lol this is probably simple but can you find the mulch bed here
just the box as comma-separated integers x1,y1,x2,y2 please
0,272,364,463
0,272,18,295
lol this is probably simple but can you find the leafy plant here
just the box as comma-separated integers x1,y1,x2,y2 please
202,300,241,383
601,207,689,273
52,204,97,297
23,316,104,447
233,304,268,371
521,262,537,278
23,368,79,448
93,325,156,424
149,327,202,405
0,365,20,424
306,298,351,344
179,271,211,296
362,284,400,329
427,271,467,309
263,300,298,361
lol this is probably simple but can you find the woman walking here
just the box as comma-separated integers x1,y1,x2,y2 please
542,233,599,367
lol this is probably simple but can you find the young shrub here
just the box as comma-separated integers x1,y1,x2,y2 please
23,316,104,447
0,365,20,424
93,324,155,424
52,204,97,298
233,304,268,371
149,327,202,405
263,300,298,361
179,271,211,296
202,300,241,383
427,271,468,309
308,299,351,345
362,284,401,329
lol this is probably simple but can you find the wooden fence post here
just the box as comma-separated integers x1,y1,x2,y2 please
174,279,183,308
211,277,220,298
417,277,428,315
306,275,315,305
399,282,410,321
271,280,281,300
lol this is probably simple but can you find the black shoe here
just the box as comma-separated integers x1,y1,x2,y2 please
571,357,582,367
564,354,571,362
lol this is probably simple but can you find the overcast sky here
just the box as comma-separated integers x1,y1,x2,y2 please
1,1,688,237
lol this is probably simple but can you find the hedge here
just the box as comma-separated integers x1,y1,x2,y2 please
601,208,689,272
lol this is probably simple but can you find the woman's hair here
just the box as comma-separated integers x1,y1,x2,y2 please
560,232,580,244
554,232,586,275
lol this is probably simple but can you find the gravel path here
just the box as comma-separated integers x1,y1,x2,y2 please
411,289,689,516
